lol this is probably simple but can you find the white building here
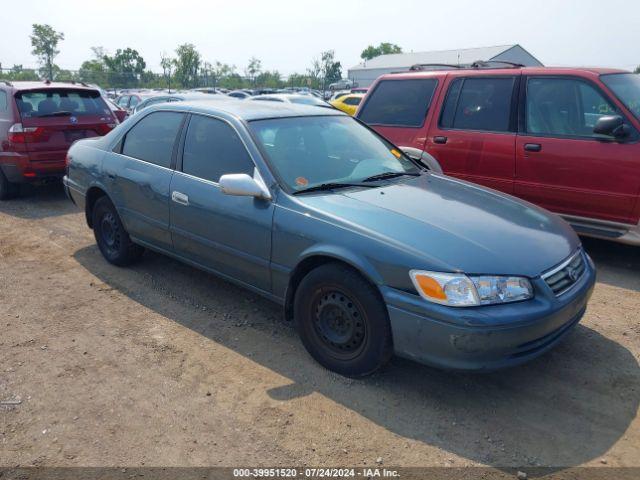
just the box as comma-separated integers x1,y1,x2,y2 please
348,44,543,87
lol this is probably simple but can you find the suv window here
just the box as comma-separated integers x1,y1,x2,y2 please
182,115,254,182
526,77,617,137
440,77,515,132
358,79,438,127
122,112,184,168
16,89,111,117
0,90,7,111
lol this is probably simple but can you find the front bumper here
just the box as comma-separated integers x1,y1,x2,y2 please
382,254,596,371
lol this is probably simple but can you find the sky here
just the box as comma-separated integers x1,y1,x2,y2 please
1,0,639,76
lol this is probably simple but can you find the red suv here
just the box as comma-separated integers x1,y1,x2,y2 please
356,64,640,245
0,81,118,199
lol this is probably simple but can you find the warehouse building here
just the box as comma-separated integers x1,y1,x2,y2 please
348,44,543,87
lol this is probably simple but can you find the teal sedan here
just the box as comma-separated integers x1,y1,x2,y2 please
64,100,595,376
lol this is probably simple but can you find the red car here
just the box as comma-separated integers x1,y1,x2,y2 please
356,65,640,245
0,80,118,199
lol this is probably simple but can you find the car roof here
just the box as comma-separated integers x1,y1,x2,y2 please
152,98,345,121
4,80,101,92
380,66,631,82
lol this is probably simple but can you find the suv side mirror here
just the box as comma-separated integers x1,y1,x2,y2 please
219,173,271,200
593,115,630,139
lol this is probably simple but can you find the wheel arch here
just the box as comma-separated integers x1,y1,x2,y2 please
283,247,385,321
84,185,111,229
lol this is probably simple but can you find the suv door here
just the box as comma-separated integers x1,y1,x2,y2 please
426,75,520,193
169,114,274,292
515,75,639,224
106,111,185,250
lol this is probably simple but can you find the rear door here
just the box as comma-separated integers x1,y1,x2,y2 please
515,75,640,224
16,89,116,163
169,113,274,292
426,75,520,193
357,78,439,151
106,111,185,250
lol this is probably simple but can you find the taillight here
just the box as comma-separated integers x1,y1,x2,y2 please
7,123,41,143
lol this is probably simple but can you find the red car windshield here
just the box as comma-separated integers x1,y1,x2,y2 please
16,89,112,118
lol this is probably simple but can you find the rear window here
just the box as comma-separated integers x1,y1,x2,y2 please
343,96,362,106
16,89,111,118
358,79,438,127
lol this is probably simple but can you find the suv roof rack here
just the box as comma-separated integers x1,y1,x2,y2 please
407,60,525,72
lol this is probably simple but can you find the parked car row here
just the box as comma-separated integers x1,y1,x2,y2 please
3,63,638,377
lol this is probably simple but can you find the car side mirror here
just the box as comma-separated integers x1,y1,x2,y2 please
593,115,630,139
219,173,271,200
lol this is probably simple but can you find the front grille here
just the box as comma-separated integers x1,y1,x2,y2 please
542,250,586,296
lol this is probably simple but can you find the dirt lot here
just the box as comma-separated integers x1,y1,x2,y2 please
0,183,638,470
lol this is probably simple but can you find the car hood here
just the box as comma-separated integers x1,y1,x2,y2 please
292,174,579,277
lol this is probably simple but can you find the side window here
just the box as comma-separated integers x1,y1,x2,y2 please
117,96,129,108
358,79,438,127
440,77,515,132
121,112,184,168
0,90,7,116
129,96,140,108
182,115,254,182
343,96,362,106
526,77,617,137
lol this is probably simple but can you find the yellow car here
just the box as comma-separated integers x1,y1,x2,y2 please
330,93,365,116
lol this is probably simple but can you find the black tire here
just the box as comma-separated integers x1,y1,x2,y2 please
294,263,393,377
0,170,19,200
92,196,144,266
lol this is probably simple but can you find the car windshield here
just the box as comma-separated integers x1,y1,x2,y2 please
249,115,420,192
601,73,640,120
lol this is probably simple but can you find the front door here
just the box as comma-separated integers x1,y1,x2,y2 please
426,75,519,194
515,76,640,224
169,114,274,292
105,111,185,250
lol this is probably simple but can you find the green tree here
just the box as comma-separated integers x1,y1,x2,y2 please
256,70,282,88
30,24,64,80
360,42,402,61
308,50,342,89
245,57,262,85
0,65,39,81
174,43,201,88
78,47,108,86
104,48,146,88
635,65,640,74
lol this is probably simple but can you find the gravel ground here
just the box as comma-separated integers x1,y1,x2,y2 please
0,183,638,471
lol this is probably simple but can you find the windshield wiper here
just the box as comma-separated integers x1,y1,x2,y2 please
362,171,421,182
37,111,73,118
293,182,377,195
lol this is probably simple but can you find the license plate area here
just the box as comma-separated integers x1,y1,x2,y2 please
64,130,87,143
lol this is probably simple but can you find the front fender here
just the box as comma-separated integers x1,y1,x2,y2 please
297,244,385,286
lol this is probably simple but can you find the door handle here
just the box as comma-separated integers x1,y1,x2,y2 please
433,136,448,144
171,191,189,206
524,143,542,152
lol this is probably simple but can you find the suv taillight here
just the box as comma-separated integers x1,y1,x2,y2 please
7,123,41,143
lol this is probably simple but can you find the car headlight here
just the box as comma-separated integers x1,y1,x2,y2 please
409,270,533,307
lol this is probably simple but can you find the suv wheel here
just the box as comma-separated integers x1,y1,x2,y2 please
92,196,144,266
294,263,393,377
0,170,20,200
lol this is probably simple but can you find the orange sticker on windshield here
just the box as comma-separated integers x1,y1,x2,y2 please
295,177,309,187
390,149,402,158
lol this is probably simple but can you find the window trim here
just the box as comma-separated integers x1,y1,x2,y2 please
437,75,520,135
519,74,638,142
357,78,439,129
177,112,261,185
118,110,187,169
